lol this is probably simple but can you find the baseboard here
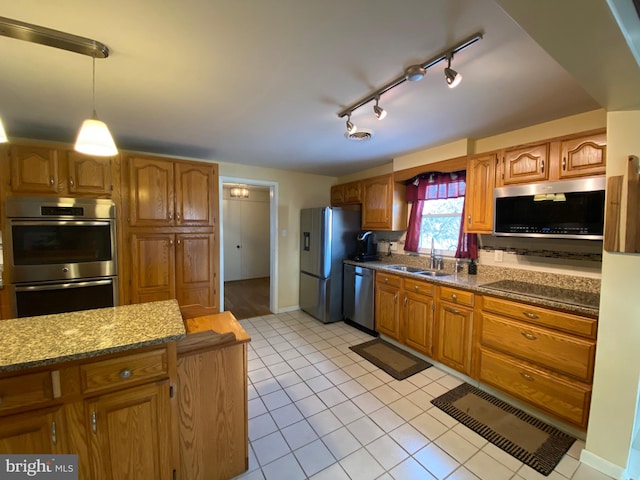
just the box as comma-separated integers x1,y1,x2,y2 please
580,449,626,479
275,305,301,313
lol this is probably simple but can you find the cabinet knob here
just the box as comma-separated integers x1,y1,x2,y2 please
520,331,537,341
414,285,419,291
49,176,55,186
119,369,132,379
467,215,471,225
451,293,457,302
69,177,75,188
176,213,181,221
177,239,182,246
169,213,173,221
384,277,388,283
540,159,545,173
170,240,174,246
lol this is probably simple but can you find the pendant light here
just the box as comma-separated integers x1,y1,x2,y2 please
0,117,7,143
75,55,117,156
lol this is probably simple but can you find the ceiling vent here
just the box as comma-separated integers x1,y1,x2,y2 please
344,129,374,142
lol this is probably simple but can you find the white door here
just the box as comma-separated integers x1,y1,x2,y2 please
223,199,242,281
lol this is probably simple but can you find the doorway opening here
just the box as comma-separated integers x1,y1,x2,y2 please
219,177,278,319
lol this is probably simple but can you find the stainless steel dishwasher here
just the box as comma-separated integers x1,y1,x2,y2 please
343,264,377,335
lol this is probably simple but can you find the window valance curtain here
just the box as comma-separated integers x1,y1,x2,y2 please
404,170,478,259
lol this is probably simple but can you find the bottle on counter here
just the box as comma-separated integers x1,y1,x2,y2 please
468,258,477,275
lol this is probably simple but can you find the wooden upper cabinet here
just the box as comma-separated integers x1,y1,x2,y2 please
362,174,406,230
559,131,606,179
128,155,215,227
67,152,113,195
465,153,497,233
175,162,216,226
331,181,361,206
128,156,175,226
9,145,59,193
503,143,550,184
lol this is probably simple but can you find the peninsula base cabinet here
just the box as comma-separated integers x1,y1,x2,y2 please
0,406,69,454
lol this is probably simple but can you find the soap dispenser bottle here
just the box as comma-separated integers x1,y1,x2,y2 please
468,258,477,275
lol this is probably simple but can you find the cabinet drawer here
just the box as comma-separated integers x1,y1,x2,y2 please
0,371,55,413
439,286,474,307
403,278,434,297
80,348,169,394
478,348,591,428
481,314,595,382
376,273,401,288
482,296,597,338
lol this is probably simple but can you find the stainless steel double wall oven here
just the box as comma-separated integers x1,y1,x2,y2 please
4,196,118,317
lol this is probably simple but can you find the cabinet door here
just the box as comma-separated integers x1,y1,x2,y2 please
0,406,67,454
344,181,362,203
503,143,550,184
403,292,435,357
130,233,175,304
175,233,216,307
128,156,175,226
175,162,216,226
362,175,392,229
10,145,59,193
437,302,473,375
87,381,175,480
67,152,113,195
559,132,606,179
465,153,497,233
375,283,400,340
330,185,345,205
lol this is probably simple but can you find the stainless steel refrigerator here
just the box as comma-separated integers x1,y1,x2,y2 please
299,205,361,323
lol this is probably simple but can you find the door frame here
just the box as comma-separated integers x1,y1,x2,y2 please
219,176,278,314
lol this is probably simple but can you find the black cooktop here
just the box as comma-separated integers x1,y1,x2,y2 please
480,279,600,308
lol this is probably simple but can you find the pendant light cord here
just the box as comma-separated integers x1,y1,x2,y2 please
91,54,97,118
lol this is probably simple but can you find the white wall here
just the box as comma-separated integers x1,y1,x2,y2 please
582,110,640,475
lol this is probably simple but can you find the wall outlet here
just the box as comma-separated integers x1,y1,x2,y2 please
494,249,504,262
389,242,398,252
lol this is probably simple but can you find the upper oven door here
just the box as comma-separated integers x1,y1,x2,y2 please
7,219,117,283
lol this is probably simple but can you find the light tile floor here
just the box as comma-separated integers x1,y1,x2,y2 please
233,310,613,480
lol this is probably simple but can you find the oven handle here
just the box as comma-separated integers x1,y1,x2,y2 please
14,279,114,292
9,220,112,226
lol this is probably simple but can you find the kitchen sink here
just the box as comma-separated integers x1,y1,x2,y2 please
384,265,450,277
385,265,426,273
418,270,450,277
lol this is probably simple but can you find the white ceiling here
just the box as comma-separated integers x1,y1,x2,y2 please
1,0,638,177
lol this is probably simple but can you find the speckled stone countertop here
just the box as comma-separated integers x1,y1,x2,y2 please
0,300,186,373
345,259,600,318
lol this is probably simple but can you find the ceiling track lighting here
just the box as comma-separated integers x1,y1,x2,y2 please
345,113,357,134
337,32,483,133
0,16,116,155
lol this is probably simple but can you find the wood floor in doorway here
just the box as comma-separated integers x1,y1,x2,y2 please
224,277,271,320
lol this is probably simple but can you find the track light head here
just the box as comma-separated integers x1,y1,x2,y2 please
345,113,357,134
373,96,387,120
405,64,426,82
444,54,462,88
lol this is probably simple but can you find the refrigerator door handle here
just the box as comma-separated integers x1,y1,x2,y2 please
303,232,310,251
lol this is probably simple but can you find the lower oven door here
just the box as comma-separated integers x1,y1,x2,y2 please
11,277,119,318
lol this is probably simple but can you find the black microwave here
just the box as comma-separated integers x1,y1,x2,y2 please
493,177,606,240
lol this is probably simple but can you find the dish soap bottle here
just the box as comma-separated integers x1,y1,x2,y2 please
468,258,477,275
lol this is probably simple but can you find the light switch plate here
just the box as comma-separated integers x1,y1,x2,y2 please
494,249,504,262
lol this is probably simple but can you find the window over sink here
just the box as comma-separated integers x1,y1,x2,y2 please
417,196,464,255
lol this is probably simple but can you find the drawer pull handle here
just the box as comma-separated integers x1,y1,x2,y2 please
51,421,57,445
394,293,397,304
414,285,419,291
91,411,97,434
49,176,55,186
445,307,461,315
522,311,538,320
404,297,407,307
521,332,538,341
520,372,535,382
119,369,132,379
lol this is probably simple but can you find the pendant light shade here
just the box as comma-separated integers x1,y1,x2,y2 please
0,117,8,143
75,56,117,156
75,115,117,156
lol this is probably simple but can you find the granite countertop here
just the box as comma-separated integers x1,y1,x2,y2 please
0,300,187,373
345,259,600,318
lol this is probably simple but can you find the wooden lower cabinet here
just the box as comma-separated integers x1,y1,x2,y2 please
87,381,175,480
436,287,474,376
0,406,68,454
375,274,401,340
402,278,435,357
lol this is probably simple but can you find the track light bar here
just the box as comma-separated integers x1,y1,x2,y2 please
0,16,109,58
337,32,483,119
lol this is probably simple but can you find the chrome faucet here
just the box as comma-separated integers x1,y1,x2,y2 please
428,238,443,270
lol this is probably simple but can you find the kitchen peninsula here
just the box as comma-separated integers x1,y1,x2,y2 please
0,300,250,480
